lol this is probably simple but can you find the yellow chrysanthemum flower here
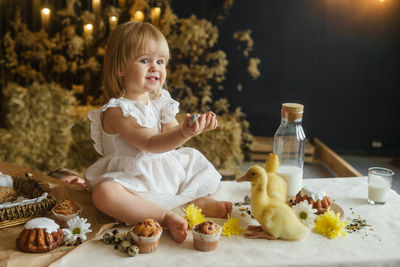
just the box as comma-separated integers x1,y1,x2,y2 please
313,210,348,239
182,204,206,229
222,214,244,237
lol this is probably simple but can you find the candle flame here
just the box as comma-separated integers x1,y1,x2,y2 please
151,7,161,21
41,8,51,15
134,10,145,22
109,16,118,30
84,24,93,31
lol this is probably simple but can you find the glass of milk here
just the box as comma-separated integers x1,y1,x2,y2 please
368,167,394,205
277,165,303,197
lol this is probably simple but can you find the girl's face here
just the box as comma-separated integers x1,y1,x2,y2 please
122,39,168,102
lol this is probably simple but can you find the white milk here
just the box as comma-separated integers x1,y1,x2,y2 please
277,165,303,197
368,174,391,203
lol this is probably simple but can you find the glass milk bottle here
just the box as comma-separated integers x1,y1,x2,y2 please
273,103,306,197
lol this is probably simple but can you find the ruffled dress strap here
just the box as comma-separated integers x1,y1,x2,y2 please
88,109,104,156
155,89,179,124
101,98,154,128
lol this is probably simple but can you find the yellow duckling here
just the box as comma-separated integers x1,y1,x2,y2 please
265,153,287,202
237,166,309,240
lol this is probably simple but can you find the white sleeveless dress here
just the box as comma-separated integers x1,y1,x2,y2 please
84,89,221,210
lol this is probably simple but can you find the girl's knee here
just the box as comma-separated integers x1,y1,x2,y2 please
92,181,122,205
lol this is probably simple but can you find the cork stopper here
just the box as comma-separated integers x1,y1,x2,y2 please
281,103,304,122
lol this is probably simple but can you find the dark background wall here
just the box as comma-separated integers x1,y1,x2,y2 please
171,0,400,155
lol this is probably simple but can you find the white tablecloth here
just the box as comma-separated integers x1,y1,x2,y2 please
50,177,400,267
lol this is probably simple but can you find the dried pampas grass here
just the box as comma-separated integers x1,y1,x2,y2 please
0,82,75,171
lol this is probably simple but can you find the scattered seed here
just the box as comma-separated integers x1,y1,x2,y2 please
345,212,372,234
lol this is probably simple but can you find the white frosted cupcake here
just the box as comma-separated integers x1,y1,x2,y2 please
128,218,163,253
192,221,222,252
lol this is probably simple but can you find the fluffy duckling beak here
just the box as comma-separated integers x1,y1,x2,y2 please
237,172,250,183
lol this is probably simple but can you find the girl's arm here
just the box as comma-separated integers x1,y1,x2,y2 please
103,108,216,153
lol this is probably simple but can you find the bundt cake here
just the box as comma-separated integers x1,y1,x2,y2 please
294,186,332,214
16,217,64,253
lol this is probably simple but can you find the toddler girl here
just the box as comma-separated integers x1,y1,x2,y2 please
85,21,232,243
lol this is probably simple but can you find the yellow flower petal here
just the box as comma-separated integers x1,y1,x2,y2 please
182,204,206,229
313,210,348,239
222,214,244,237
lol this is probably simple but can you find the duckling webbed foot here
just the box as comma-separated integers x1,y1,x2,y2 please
244,225,277,240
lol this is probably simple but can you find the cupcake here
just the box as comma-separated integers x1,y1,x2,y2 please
128,218,162,253
51,198,82,227
192,221,222,252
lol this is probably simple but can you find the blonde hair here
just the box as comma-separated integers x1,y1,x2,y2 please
103,21,170,101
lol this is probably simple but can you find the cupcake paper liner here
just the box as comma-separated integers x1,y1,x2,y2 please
192,225,222,252
51,203,82,227
128,228,163,254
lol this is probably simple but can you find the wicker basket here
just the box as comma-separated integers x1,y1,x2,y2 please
0,174,57,228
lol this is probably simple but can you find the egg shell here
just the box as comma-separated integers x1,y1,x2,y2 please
128,245,139,257
102,232,114,244
119,240,131,253
114,232,126,243
189,114,200,126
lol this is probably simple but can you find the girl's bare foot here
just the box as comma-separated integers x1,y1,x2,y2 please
192,197,233,218
163,211,188,243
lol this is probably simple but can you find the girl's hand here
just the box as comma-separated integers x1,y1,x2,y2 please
203,111,218,132
180,112,218,138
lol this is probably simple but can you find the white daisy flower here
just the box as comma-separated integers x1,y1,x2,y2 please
292,200,317,228
62,216,92,242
